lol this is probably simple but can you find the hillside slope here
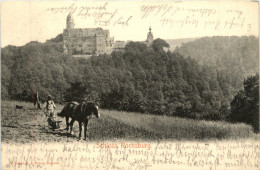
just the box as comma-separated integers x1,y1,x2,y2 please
1,36,258,121
174,36,259,76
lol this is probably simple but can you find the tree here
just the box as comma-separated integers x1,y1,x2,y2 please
63,81,87,102
229,74,259,132
3,37,256,122
152,38,170,52
125,41,148,53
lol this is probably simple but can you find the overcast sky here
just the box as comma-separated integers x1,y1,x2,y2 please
1,1,259,47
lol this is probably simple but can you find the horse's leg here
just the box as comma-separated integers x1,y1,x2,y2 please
84,119,89,140
78,121,82,139
65,116,69,131
69,119,75,135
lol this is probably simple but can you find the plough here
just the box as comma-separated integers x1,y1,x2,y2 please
44,110,62,130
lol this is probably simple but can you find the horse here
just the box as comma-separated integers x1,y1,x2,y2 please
57,102,100,140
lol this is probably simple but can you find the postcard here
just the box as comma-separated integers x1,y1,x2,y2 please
1,1,259,169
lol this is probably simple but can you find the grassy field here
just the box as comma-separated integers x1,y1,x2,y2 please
1,100,256,143
102,110,255,140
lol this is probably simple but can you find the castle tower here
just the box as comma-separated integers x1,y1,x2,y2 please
66,12,75,29
146,26,154,45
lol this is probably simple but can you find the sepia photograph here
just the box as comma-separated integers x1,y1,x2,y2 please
1,0,259,169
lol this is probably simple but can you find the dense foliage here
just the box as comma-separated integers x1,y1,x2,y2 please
229,74,259,129
1,37,258,121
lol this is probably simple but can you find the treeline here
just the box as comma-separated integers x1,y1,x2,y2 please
1,37,258,122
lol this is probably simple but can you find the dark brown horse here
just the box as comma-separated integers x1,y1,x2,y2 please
58,102,100,140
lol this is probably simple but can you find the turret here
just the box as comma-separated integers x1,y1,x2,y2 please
66,12,75,29
146,26,153,45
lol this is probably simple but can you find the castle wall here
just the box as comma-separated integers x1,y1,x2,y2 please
113,41,126,53
96,35,106,54
63,28,114,55
63,14,130,55
82,36,96,54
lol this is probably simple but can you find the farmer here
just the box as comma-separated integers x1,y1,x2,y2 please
34,91,41,110
45,95,56,121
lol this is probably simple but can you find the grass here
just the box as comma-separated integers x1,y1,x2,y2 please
101,110,254,141
1,100,256,143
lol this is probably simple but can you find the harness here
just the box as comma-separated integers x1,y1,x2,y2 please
81,104,94,120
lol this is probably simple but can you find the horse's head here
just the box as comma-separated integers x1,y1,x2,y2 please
86,102,100,118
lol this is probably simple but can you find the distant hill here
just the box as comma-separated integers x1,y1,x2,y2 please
165,38,198,51
174,36,259,77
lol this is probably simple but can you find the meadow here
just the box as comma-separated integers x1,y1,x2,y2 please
1,100,256,143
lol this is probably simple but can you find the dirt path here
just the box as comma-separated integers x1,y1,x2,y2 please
1,103,162,143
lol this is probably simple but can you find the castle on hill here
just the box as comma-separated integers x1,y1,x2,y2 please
63,13,154,55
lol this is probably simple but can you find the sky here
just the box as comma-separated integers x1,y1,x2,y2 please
1,1,259,47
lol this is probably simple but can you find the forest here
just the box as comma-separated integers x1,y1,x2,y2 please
1,36,259,125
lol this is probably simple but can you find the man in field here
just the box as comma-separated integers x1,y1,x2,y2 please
45,95,56,121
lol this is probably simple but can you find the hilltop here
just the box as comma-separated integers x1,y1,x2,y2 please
175,36,259,75
1,36,258,122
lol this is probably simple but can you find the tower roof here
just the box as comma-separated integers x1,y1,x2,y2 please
146,26,153,45
67,12,74,21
